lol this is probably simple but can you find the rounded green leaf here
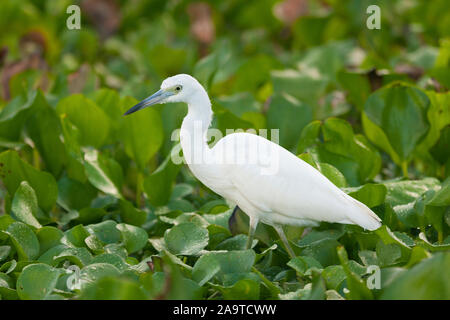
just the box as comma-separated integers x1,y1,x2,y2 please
24,91,66,176
0,150,57,212
221,279,260,300
78,263,120,290
143,149,181,207
0,245,11,262
57,176,97,211
381,252,450,299
192,250,256,284
79,276,147,300
53,247,93,268
120,96,164,170
36,226,64,255
91,253,128,272
56,94,110,148
84,149,123,199
4,222,39,261
116,223,148,254
118,199,147,226
364,83,430,161
344,183,387,208
267,92,313,150
77,207,107,225
298,118,381,186
164,222,209,256
87,220,121,244
17,263,61,300
11,181,42,228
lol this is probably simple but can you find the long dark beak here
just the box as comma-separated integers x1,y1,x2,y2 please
123,89,171,115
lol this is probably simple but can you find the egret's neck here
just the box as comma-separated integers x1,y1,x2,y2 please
180,90,213,166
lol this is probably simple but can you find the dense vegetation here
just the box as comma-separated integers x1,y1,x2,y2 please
0,0,449,300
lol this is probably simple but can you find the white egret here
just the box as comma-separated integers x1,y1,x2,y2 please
124,74,382,257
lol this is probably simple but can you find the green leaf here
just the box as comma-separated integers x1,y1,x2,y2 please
59,114,86,182
91,253,129,272
17,263,61,300
53,247,93,268
322,265,346,290
337,71,371,110
84,149,123,199
77,207,107,225
375,226,412,263
0,246,11,262
37,245,67,265
298,118,381,186
429,39,450,88
192,250,256,284
56,94,110,148
383,178,440,227
120,96,164,170
288,256,323,276
118,199,147,226
364,83,430,162
215,234,256,251
3,222,40,261
337,246,373,300
271,69,328,106
91,89,123,133
143,149,181,206
297,239,341,267
381,252,450,299
78,263,121,290
87,221,121,245
307,269,327,300
362,112,401,165
79,276,147,300
220,279,260,300
0,215,15,233
376,241,402,267
0,150,57,212
266,93,312,150
0,91,38,141
36,226,64,256
427,176,450,206
84,234,105,254
62,224,90,248
11,181,42,228
416,233,450,252
57,176,97,211
231,54,282,94
116,223,148,254
0,271,18,299
344,183,387,208
418,91,450,156
164,222,209,256
298,153,347,188
24,91,66,176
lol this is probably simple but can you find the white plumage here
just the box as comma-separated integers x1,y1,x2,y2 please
124,74,382,257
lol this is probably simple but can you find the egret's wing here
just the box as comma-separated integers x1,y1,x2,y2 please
212,133,381,230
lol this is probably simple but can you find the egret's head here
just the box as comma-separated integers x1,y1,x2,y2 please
124,74,204,115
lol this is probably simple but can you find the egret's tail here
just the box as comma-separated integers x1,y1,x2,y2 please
346,196,382,231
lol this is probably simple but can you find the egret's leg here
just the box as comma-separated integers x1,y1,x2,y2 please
245,217,258,249
274,225,296,259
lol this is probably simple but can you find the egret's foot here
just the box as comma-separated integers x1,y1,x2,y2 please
274,225,296,259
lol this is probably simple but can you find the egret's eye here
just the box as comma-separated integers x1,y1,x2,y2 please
175,85,182,92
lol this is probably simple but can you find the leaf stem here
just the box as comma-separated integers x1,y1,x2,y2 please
33,148,40,170
438,230,443,244
136,171,143,208
401,161,408,178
